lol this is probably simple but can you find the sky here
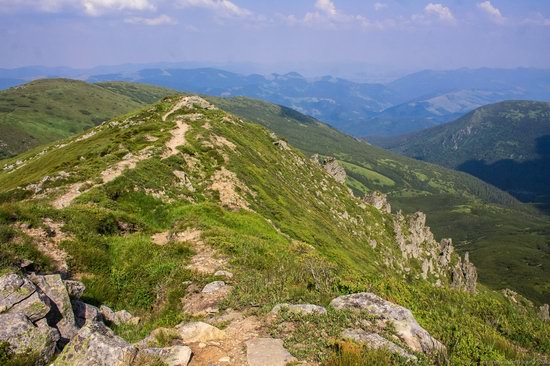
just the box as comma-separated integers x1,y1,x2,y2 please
1,0,550,77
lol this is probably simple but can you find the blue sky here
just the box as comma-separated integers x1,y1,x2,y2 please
1,0,550,76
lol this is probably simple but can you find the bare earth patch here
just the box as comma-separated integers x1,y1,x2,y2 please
209,167,251,211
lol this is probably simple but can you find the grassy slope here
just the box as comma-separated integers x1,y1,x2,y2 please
0,95,548,364
377,101,550,206
0,79,175,158
210,96,550,304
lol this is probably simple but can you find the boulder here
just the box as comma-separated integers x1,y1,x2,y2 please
341,328,416,361
539,304,549,321
10,291,51,322
136,346,192,366
245,338,297,366
176,321,226,343
202,280,228,293
330,292,445,354
363,191,391,214
134,327,180,349
0,273,37,312
52,321,138,366
30,273,78,342
64,280,86,299
321,157,346,183
100,305,140,326
0,313,59,364
271,303,327,316
72,300,102,327
214,270,234,279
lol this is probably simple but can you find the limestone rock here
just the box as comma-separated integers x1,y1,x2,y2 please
451,252,477,293
176,321,226,343
72,300,102,327
0,312,59,364
64,280,86,299
271,303,327,316
136,346,192,366
341,328,416,360
30,273,78,342
330,292,445,354
539,304,549,321
245,338,297,366
363,191,391,214
321,157,346,184
53,321,138,366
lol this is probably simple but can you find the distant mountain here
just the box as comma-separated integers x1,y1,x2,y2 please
0,79,175,158
2,66,550,137
378,100,550,209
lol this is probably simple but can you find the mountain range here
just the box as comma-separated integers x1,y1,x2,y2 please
2,66,550,137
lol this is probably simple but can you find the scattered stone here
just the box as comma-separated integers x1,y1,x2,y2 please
0,312,59,364
134,327,180,349
72,300,102,327
363,191,391,214
202,281,228,293
271,303,327,316
64,280,86,299
539,304,549,321
53,321,138,366
245,338,297,366
176,321,226,343
100,305,140,326
341,328,417,361
330,292,445,354
214,270,234,279
137,346,192,366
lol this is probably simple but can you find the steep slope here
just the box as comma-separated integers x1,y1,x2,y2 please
380,101,550,208
0,95,548,365
0,79,175,158
208,96,550,305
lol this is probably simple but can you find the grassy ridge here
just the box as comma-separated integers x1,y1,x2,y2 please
0,79,175,158
210,96,550,304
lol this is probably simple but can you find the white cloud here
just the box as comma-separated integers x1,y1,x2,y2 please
0,0,156,15
477,1,505,23
177,0,251,18
373,2,387,11
315,0,336,16
424,3,455,23
125,14,176,25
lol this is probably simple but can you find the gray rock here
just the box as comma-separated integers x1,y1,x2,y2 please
341,328,417,360
137,346,192,366
176,321,226,343
0,312,59,364
52,321,138,366
363,191,391,214
64,280,86,299
438,239,454,267
451,252,477,293
271,303,327,316
321,157,346,183
330,292,445,354
214,270,234,279
30,273,78,342
72,300,102,327
10,290,51,322
539,304,549,321
100,305,140,326
0,273,37,312
246,338,297,366
202,280,227,294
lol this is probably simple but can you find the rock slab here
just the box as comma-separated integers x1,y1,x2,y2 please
246,338,297,366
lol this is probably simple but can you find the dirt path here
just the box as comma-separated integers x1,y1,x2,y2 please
162,119,189,159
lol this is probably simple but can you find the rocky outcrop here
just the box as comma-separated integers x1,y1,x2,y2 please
363,191,391,214
72,300,102,327
271,303,327,315
341,328,416,360
451,252,478,293
322,157,347,183
246,338,297,366
330,292,446,354
0,313,59,364
53,321,138,366
539,304,549,321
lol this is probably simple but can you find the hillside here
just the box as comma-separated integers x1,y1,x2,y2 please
0,79,175,158
209,96,550,305
379,101,550,209
0,95,548,365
